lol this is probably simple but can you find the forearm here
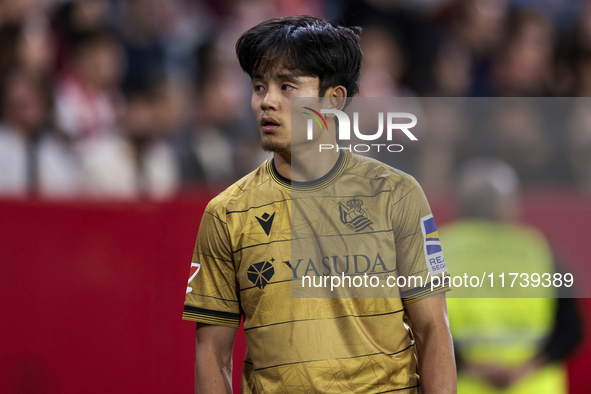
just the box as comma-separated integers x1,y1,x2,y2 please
415,325,457,394
195,342,233,394
194,323,236,394
406,296,457,394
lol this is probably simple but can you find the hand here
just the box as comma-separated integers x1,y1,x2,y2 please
462,358,543,390
462,363,514,389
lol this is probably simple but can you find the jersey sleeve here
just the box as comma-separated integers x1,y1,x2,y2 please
182,199,241,328
392,175,451,304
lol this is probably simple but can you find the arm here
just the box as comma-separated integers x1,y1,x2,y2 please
505,257,583,386
480,295,583,389
455,258,584,390
195,323,237,394
405,294,457,394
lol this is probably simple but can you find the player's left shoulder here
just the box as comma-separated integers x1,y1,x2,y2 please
349,153,421,194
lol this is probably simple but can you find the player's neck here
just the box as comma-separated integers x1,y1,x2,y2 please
273,148,340,182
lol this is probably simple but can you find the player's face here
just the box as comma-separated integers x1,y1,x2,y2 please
251,69,321,154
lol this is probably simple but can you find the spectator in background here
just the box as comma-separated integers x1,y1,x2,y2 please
17,15,55,77
561,1,591,96
51,0,111,75
432,36,474,96
78,82,180,199
0,69,80,197
358,24,412,97
0,0,585,197
436,0,509,96
568,0,591,56
442,158,583,394
339,0,441,95
491,99,573,185
175,38,265,191
571,49,591,96
490,100,553,183
417,100,468,194
0,0,35,25
54,30,124,140
0,16,54,79
492,9,555,96
568,99,591,194
117,0,167,91
0,24,22,75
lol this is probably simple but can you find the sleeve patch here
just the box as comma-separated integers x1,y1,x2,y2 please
420,214,448,275
186,262,201,293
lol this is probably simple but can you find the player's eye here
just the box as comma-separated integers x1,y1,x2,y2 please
282,84,295,91
253,84,265,92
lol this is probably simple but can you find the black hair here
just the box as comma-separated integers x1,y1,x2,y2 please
236,15,362,97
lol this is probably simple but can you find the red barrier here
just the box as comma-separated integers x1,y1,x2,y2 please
0,192,589,393
0,198,205,393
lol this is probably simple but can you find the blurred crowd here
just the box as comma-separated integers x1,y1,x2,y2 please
0,0,590,200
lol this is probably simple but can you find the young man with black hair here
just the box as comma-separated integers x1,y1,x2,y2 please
183,15,456,393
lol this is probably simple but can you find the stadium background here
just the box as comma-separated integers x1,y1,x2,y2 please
0,0,590,392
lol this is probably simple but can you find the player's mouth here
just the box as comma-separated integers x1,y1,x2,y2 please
261,117,280,132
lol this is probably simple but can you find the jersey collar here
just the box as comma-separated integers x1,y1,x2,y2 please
268,150,351,192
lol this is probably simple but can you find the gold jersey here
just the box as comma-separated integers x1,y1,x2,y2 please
183,150,450,393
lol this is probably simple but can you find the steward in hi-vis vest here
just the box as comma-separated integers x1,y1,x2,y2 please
442,158,581,394
443,220,564,394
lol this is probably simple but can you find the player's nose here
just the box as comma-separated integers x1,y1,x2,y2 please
261,87,280,111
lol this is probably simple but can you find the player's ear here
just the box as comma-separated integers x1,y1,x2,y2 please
325,86,347,111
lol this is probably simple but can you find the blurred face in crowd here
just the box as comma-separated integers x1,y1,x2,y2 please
250,68,322,154
495,11,554,95
507,24,551,88
0,0,32,24
2,71,47,133
71,0,108,32
18,22,54,74
124,86,176,138
124,0,167,36
359,26,404,96
200,65,247,127
124,93,154,137
459,0,508,51
76,38,124,90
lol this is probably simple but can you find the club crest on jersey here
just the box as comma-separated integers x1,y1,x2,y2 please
339,198,373,232
420,214,448,275
247,258,275,289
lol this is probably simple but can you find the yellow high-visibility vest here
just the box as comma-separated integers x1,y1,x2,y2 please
441,219,567,394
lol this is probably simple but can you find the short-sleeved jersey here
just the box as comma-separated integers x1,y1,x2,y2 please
183,150,450,393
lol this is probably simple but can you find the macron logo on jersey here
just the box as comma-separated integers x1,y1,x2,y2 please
420,214,448,275
256,212,275,236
